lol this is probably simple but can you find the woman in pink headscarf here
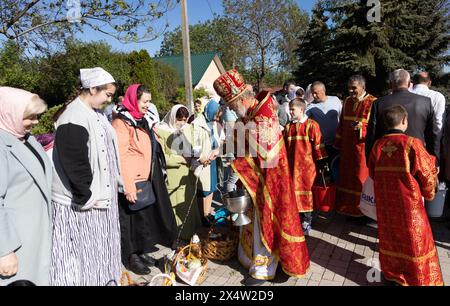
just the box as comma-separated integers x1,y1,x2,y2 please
112,84,176,275
0,87,51,286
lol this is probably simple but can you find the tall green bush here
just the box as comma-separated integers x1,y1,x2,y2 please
31,104,64,135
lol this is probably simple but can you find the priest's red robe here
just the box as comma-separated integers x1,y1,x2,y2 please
232,91,310,279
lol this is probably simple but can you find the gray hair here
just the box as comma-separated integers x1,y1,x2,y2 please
311,81,326,92
240,88,255,100
348,75,366,88
389,69,410,87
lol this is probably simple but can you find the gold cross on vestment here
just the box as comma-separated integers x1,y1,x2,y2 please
381,141,398,157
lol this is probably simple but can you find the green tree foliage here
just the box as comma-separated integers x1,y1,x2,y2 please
222,0,308,88
175,87,212,105
31,104,64,135
294,2,333,89
0,39,181,120
157,18,247,69
295,0,449,97
153,60,181,110
127,49,179,113
36,40,131,106
0,41,40,91
276,0,309,70
0,0,177,54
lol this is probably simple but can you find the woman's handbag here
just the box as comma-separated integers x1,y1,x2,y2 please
129,180,155,211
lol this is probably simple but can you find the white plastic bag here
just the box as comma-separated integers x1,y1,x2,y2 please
359,176,377,221
175,260,203,286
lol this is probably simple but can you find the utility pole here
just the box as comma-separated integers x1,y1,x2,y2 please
181,0,194,113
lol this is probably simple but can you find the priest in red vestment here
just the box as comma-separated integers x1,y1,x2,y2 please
368,105,443,286
284,98,327,234
213,69,310,280
335,75,377,217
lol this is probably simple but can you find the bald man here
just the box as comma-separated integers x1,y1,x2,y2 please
305,81,342,162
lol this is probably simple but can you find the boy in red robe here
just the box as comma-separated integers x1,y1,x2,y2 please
368,105,443,286
284,98,327,235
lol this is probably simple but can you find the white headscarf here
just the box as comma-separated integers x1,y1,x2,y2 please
158,104,190,133
0,87,38,138
304,84,314,104
80,67,115,88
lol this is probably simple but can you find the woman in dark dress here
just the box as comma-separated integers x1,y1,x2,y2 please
112,84,177,275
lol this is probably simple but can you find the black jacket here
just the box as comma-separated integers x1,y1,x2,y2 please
365,89,439,164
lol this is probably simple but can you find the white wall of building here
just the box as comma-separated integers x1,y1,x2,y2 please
195,60,222,102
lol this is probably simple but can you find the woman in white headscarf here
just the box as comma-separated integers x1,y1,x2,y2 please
0,87,51,286
50,67,122,286
154,105,202,241
304,83,314,104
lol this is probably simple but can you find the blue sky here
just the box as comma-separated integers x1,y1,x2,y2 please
77,0,317,55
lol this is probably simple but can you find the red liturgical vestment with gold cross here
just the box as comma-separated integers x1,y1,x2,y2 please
368,133,443,286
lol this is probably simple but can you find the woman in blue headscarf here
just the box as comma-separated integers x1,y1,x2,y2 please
190,99,224,226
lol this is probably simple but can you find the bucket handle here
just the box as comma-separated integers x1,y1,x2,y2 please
320,169,327,188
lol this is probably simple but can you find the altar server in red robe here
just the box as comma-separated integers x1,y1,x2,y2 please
368,105,443,286
213,69,310,281
335,75,377,217
284,98,327,235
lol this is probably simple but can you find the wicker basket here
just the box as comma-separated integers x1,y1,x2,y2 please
119,271,149,286
201,217,239,261
149,273,177,286
171,244,208,286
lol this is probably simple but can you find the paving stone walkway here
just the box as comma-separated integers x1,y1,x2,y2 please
125,211,450,286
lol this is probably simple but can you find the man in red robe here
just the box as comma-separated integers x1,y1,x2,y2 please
334,75,377,217
214,69,310,281
368,105,443,286
284,98,327,234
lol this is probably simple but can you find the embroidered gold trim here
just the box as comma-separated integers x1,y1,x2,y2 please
295,191,313,196
343,116,369,123
249,273,276,281
249,92,270,118
282,266,310,279
380,248,438,263
337,187,362,196
379,275,443,287
231,160,276,258
375,166,409,173
248,137,284,161
245,157,306,244
288,136,310,141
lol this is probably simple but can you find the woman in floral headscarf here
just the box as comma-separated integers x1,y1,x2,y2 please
113,84,176,275
0,87,50,286
155,105,202,241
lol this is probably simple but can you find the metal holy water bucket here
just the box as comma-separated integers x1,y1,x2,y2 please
425,187,447,218
223,190,252,226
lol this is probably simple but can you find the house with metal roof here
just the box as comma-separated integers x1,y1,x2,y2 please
153,52,226,102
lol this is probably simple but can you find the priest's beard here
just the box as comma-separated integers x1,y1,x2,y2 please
234,103,248,119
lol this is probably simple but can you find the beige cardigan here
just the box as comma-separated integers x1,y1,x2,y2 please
190,114,224,191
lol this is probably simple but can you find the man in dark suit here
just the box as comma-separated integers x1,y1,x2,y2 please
365,69,439,164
